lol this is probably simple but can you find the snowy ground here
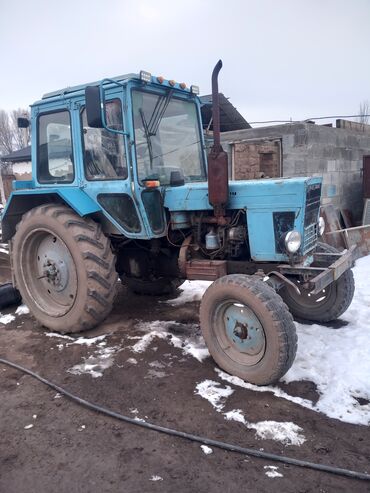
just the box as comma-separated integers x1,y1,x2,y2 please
0,254,369,431
0,253,369,491
188,255,370,427
136,254,370,427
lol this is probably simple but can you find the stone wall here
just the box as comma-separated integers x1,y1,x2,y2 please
221,123,370,222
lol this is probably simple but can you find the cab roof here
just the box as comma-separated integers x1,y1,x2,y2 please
42,73,138,100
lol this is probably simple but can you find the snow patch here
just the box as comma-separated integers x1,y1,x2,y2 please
0,313,15,324
282,255,370,425
45,332,74,341
248,420,306,446
67,334,107,346
131,321,209,362
224,409,305,445
165,280,211,306
131,330,163,353
224,409,247,424
264,466,283,478
127,357,138,365
15,305,30,316
216,368,314,410
68,345,119,378
149,475,163,481
46,333,109,352
195,380,234,411
200,445,213,455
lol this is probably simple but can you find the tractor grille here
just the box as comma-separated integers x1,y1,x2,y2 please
303,223,318,254
303,183,321,254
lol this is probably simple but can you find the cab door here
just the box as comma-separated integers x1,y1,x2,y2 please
74,92,150,238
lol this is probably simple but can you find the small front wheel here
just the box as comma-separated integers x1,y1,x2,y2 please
279,242,355,323
200,275,297,385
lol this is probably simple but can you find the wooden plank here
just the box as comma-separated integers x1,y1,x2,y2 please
321,205,341,232
362,199,370,226
340,209,353,229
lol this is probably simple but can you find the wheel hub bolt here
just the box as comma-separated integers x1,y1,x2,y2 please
42,259,60,284
233,322,248,340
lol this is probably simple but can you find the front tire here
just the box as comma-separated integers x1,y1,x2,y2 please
200,275,297,385
280,242,355,323
12,204,118,333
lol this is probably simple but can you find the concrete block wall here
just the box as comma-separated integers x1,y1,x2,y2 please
221,123,370,222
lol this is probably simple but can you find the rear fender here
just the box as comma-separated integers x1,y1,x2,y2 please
1,189,100,241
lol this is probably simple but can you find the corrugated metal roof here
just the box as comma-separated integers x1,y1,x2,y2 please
200,93,251,132
0,146,31,163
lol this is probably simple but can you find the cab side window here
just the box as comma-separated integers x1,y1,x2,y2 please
38,110,74,183
81,99,127,180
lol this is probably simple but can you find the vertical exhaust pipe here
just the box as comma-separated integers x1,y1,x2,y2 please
208,60,229,218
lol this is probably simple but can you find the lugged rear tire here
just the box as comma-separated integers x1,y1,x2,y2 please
12,204,118,333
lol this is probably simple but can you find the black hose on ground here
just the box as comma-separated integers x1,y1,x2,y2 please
1,357,369,482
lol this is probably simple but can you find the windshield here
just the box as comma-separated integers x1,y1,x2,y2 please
132,89,206,185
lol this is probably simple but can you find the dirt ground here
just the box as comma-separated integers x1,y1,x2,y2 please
0,278,369,493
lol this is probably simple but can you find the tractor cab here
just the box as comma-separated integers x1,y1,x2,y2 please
11,72,207,241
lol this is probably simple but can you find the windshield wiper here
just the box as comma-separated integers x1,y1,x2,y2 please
148,89,174,136
139,108,154,169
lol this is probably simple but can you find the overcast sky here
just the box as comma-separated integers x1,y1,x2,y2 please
1,0,369,125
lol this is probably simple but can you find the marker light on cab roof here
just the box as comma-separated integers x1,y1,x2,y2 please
139,70,151,83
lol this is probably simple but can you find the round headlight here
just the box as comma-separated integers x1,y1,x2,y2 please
284,231,302,254
318,216,325,236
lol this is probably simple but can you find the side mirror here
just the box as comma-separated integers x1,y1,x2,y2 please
170,170,185,187
17,117,30,128
85,86,103,128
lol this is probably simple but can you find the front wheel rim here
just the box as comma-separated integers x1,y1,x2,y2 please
20,228,78,317
213,299,266,366
286,279,334,309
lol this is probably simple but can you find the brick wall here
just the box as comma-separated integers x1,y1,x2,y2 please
233,141,280,179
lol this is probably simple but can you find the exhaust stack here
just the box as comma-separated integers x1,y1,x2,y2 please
207,60,229,218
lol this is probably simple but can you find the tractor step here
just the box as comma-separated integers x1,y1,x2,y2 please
185,260,227,281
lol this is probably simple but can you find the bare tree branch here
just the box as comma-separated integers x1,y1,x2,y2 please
0,110,14,155
0,108,31,157
10,108,31,150
358,100,370,125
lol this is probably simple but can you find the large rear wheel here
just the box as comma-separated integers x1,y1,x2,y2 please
200,274,297,385
12,204,118,333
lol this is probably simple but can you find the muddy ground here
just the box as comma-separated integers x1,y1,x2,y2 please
0,279,369,493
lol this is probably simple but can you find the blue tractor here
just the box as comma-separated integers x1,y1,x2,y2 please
3,61,355,385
